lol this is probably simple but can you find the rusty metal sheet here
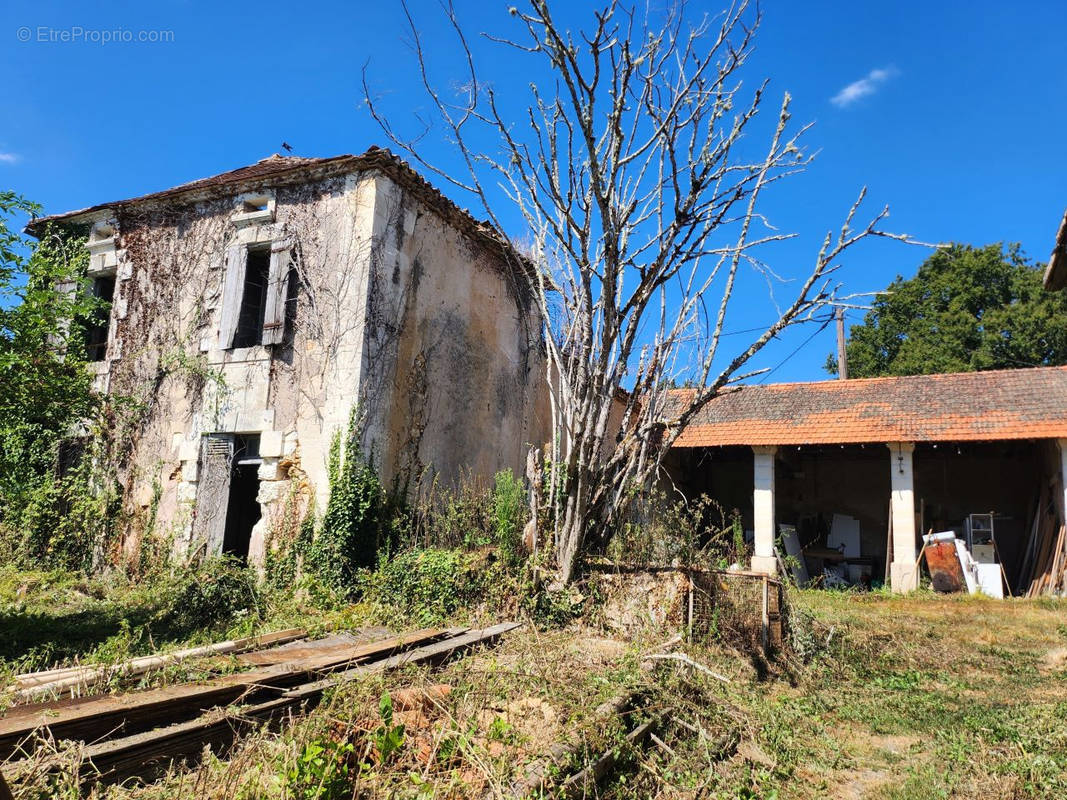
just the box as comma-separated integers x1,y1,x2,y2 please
924,541,964,593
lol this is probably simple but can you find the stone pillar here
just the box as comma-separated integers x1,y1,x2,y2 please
888,442,918,592
751,445,778,574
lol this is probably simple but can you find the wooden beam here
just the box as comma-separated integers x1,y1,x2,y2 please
12,628,307,700
70,623,518,787
0,628,453,761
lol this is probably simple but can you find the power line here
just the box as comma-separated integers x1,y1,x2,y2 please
756,315,834,384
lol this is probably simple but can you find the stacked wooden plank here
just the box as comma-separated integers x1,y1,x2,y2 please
1019,481,1067,597
10,628,307,703
0,622,520,789
1026,524,1067,597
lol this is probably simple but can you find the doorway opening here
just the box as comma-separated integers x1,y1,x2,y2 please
221,434,261,561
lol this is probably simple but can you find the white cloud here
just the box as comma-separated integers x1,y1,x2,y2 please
830,66,899,108
0,152,19,164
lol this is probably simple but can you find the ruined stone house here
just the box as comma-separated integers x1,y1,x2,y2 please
28,148,550,566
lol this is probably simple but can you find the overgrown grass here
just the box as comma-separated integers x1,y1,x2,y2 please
4,565,1067,799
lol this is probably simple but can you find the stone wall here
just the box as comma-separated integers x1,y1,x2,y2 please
92,166,549,567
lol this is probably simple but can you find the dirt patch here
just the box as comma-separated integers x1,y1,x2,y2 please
868,732,918,757
567,635,627,663
1039,646,1067,672
477,696,561,755
833,768,890,800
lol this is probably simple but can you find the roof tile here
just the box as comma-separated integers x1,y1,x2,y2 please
671,366,1067,446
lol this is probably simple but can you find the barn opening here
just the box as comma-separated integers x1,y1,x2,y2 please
663,367,1067,593
663,439,1054,594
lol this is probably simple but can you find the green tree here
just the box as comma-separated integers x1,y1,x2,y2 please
828,243,1067,378
0,191,108,567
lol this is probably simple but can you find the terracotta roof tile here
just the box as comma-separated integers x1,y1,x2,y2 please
671,366,1067,447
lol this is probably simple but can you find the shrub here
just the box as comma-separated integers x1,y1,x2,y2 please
152,558,261,638
286,737,355,800
606,489,745,569
492,468,526,565
361,548,480,625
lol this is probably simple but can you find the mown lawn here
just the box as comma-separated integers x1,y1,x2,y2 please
721,590,1067,799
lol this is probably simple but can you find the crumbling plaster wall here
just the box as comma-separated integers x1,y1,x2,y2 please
101,166,550,566
108,172,373,564
355,175,551,497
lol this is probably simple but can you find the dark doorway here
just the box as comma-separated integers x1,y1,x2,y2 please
221,435,261,561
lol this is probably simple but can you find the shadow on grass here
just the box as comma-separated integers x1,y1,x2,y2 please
0,601,160,667
0,558,262,669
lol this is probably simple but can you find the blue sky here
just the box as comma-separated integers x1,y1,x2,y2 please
2,1,1065,382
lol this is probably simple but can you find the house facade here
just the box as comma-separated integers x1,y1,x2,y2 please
30,148,550,566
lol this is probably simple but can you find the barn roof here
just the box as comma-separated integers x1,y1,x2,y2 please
671,365,1067,447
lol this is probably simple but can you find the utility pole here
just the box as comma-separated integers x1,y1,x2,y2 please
835,306,848,380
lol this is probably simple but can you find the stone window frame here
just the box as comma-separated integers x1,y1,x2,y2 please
216,213,293,353
231,191,276,228
82,216,128,379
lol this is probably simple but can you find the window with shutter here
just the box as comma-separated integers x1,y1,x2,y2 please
218,240,292,349
261,240,292,346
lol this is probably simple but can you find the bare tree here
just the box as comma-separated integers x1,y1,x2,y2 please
366,0,914,584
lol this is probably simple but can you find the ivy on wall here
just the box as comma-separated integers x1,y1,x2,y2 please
304,410,385,594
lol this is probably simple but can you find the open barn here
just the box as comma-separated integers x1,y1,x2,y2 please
664,366,1067,593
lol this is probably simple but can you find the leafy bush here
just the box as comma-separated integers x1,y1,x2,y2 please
0,199,119,571
492,468,526,565
607,489,744,569
372,692,406,763
151,558,261,637
286,736,355,800
360,548,487,625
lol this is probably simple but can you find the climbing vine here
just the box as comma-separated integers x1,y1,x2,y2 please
0,203,121,570
304,409,385,594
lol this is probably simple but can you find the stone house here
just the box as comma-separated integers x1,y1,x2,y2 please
29,148,550,566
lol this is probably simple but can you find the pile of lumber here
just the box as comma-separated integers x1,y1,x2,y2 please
1019,483,1067,597
10,628,307,703
0,622,519,789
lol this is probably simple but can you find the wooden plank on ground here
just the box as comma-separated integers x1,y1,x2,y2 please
284,622,523,698
0,628,453,761
11,628,308,702
13,628,307,685
69,622,519,787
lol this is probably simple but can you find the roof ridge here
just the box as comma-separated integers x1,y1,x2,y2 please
668,363,1067,394
26,146,526,278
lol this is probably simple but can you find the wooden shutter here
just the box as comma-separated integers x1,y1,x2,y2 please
261,239,292,346
192,434,234,556
217,244,246,349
